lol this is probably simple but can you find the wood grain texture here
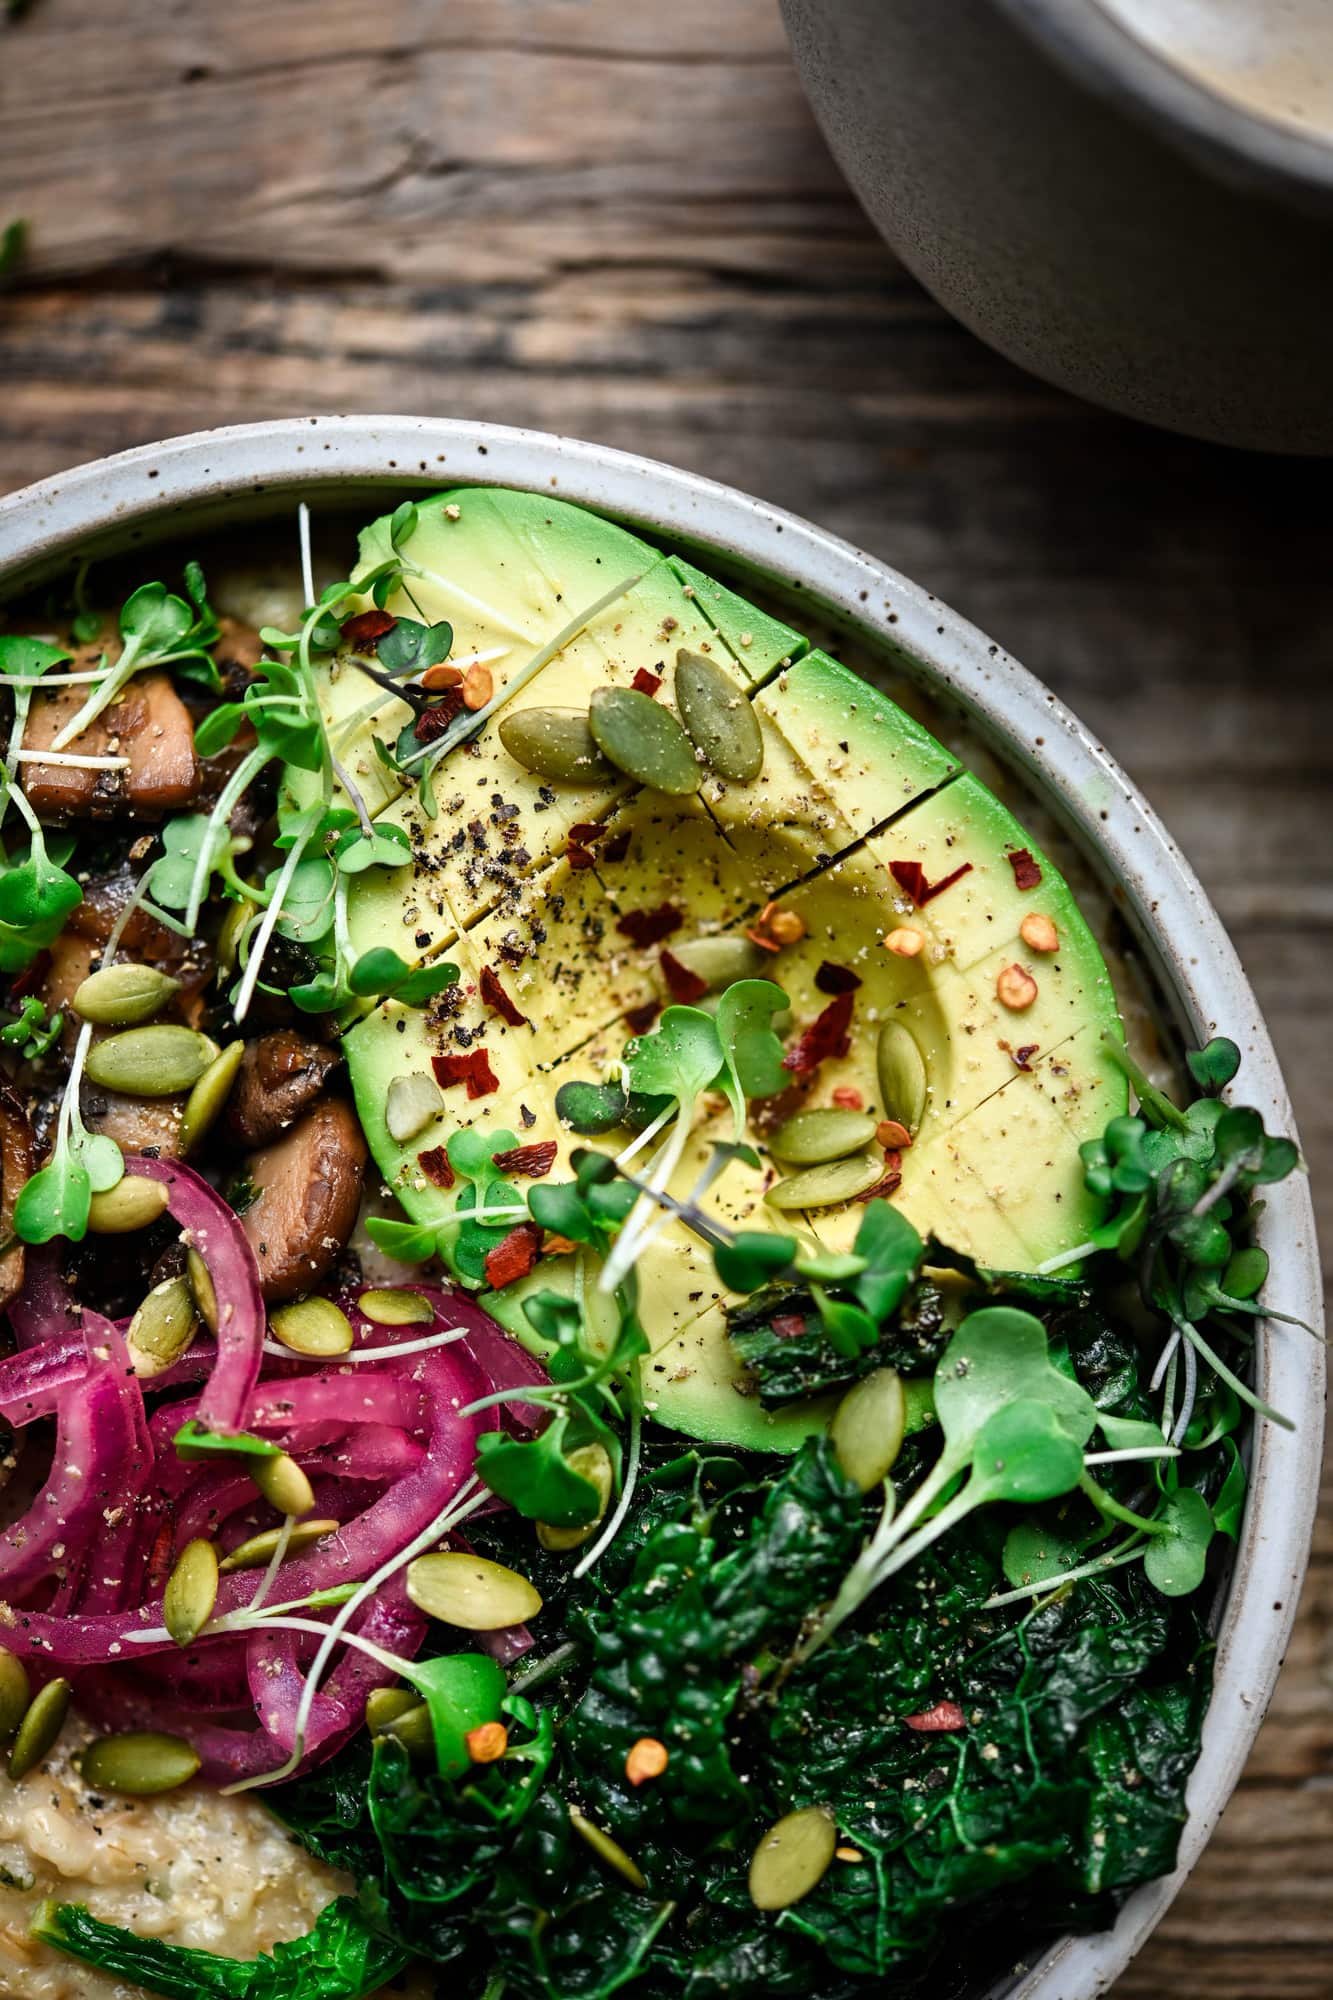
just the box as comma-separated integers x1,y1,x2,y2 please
0,0,1329,1990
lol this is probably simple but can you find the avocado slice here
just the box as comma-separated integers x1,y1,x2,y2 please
339,487,1127,1451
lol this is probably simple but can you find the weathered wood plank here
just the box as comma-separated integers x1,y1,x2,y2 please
0,3,1329,1992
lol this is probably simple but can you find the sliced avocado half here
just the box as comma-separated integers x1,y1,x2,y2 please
338,488,1126,1450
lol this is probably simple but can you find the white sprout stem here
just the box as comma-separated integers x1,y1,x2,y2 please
1149,1325,1182,1395
1178,1316,1294,1431
222,1473,486,1795
0,668,115,686
982,1536,1149,1611
599,1111,691,1294
1082,1446,1180,1465
399,570,644,772
612,1103,678,1170
247,1514,296,1616
571,1400,643,1582
298,502,316,611
262,1325,470,1365
624,1144,739,1270
49,637,141,750
232,808,322,1023
1169,1336,1199,1448
14,748,130,771
1033,1238,1099,1276
184,741,270,930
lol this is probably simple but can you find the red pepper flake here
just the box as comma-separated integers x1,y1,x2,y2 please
904,1700,967,1733
1007,848,1043,891
1012,1043,1040,1072
831,1085,864,1111
145,1521,176,1595
431,1049,500,1099
340,608,397,650
491,1140,558,1179
631,667,662,697
815,960,862,995
601,828,631,864
782,992,854,1075
484,1222,543,1290
617,902,683,948
660,948,709,1005
480,965,526,1026
417,1145,456,1189
888,858,974,906
567,841,596,872
855,1151,903,1202
876,1120,913,1150
569,822,604,846
623,998,662,1035
771,1314,808,1341
413,688,465,742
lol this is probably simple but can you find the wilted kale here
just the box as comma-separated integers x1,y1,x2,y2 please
730,1274,951,1407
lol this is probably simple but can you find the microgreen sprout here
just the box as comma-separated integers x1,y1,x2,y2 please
48,570,220,750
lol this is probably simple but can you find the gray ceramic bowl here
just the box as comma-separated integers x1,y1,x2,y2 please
781,0,1333,451
0,417,1323,1994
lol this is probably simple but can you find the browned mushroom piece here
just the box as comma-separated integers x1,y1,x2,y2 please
240,1098,367,1302
224,1032,342,1150
0,1082,34,1311
24,670,200,818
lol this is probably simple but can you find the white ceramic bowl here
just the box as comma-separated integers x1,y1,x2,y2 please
0,418,1322,1997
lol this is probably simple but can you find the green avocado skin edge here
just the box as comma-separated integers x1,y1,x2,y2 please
341,486,1126,1449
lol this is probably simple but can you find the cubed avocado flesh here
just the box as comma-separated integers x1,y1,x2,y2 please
339,487,1126,1450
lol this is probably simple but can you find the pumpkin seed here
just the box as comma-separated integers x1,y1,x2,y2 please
665,934,765,992
250,1451,315,1518
365,1687,420,1734
537,1443,614,1552
770,1106,879,1166
359,1288,434,1326
568,1806,647,1891
86,1176,171,1235
85,1025,220,1097
765,1151,886,1212
164,1538,219,1647
674,649,764,782
406,1552,542,1630
749,1804,837,1911
829,1368,907,1492
182,1249,218,1337
178,1039,244,1156
8,1677,70,1781
216,897,250,980
876,1019,928,1135
588,687,700,795
127,1275,199,1377
498,708,617,785
72,963,180,1027
385,1071,444,1145
375,1699,433,1761
218,1519,339,1573
77,1731,200,1795
270,1296,354,1358
0,1649,30,1743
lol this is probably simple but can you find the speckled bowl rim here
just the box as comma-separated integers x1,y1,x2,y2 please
1001,0,1333,210
0,417,1323,1998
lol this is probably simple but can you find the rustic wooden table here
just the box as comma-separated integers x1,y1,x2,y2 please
1,1,1329,1991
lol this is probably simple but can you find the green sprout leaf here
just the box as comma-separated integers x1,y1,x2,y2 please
712,978,789,1128
475,1415,603,1529
376,617,453,677
401,1652,505,1781
173,1420,283,1463
334,824,412,875
554,1078,628,1135
1142,1486,1214,1596
1186,1037,1241,1094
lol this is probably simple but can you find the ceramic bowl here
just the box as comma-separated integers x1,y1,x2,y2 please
781,0,1333,451
0,417,1322,1994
